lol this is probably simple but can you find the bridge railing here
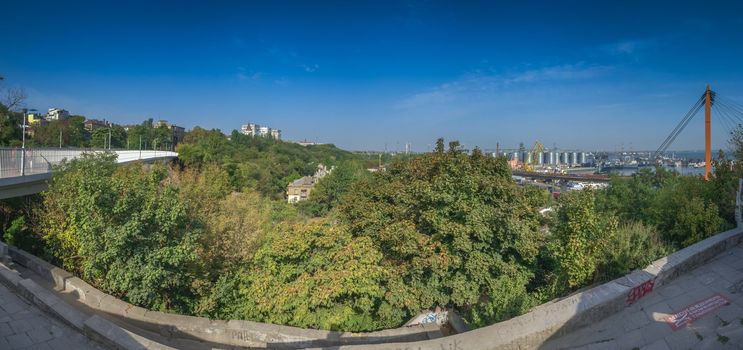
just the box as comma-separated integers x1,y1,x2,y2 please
0,148,178,180
0,149,52,178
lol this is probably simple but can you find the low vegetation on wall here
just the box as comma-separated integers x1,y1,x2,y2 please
0,129,741,332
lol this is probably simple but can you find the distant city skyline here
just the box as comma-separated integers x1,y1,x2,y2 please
2,0,743,152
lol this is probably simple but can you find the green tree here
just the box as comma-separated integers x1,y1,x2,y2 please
339,140,546,327
299,161,370,216
0,103,22,146
40,153,200,312
237,219,392,331
89,125,127,148
551,190,617,289
596,221,668,282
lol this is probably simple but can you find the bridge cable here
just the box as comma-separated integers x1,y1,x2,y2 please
716,99,743,122
714,105,738,136
658,102,703,155
717,96,743,116
715,104,743,130
653,94,706,158
719,99,743,121
654,94,705,156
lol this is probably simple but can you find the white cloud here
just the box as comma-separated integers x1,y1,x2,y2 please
236,67,261,81
599,39,656,57
303,64,319,73
397,63,612,109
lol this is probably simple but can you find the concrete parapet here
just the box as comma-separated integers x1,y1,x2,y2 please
17,277,88,330
3,226,741,350
0,241,9,265
54,255,438,347
0,261,23,291
8,246,71,289
309,227,743,350
0,262,175,349
84,315,177,350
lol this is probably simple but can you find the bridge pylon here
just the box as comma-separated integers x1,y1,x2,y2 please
705,84,712,180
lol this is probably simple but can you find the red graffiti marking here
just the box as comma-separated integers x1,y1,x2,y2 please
665,294,730,330
626,278,655,305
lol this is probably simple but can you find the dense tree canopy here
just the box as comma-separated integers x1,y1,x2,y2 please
1,126,740,334
40,153,200,312
177,128,364,198
339,141,548,326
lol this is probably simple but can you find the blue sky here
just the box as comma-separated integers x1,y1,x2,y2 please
2,0,743,151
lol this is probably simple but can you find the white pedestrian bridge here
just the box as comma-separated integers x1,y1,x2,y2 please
0,148,178,199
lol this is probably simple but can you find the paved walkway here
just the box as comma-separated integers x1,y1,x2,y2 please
0,282,104,349
543,243,743,349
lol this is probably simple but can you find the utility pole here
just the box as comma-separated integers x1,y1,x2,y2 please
108,123,112,150
705,84,712,180
59,129,62,148
139,135,142,160
20,108,27,176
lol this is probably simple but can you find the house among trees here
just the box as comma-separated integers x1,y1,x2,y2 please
286,164,331,203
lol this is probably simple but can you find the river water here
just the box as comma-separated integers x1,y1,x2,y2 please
605,166,707,177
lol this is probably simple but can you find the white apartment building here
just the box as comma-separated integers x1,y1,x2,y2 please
241,122,281,140
46,108,70,121
258,126,270,136
241,123,260,136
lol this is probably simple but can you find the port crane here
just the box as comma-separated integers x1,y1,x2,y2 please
523,141,544,172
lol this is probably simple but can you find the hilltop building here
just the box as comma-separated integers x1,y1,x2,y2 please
46,108,70,121
286,164,331,203
155,120,186,145
84,119,109,131
294,139,324,146
26,113,46,125
241,122,281,140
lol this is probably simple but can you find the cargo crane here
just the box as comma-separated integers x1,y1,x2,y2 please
523,141,544,172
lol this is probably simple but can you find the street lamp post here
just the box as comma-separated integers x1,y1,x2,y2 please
19,108,36,175
21,108,27,175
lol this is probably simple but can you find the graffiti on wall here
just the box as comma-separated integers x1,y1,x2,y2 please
626,278,656,305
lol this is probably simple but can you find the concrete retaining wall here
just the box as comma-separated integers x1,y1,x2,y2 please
312,227,743,350
2,226,741,350
0,259,173,349
1,245,439,349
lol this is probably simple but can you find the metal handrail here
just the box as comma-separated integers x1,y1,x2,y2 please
0,148,177,180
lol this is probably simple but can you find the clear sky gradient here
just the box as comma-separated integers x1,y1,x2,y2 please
3,0,743,152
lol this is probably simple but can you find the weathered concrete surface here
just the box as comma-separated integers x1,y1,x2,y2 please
2,247,440,349
306,228,743,350
0,276,104,349
541,243,743,349
84,315,176,350
1,222,740,349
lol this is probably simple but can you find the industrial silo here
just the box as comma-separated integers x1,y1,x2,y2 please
536,152,544,165
572,152,579,165
579,152,586,164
